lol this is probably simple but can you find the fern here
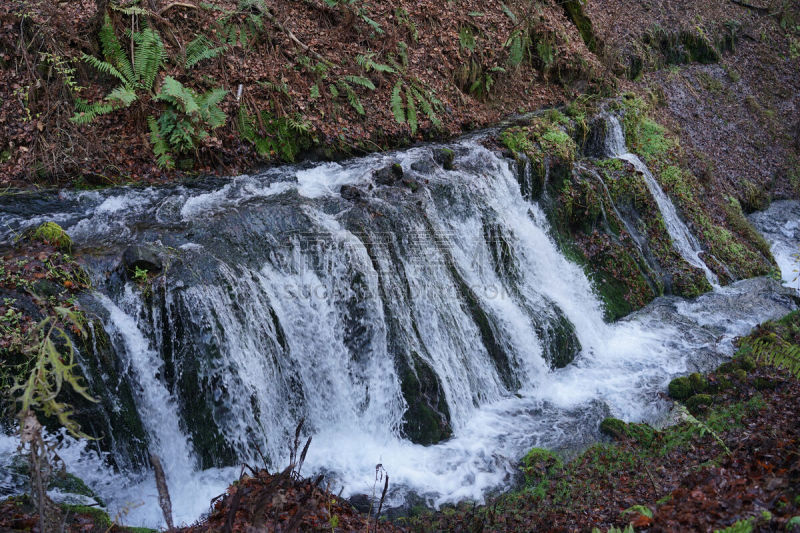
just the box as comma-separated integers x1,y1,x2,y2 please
12,308,97,439
677,405,732,457
342,75,376,90
397,41,409,69
106,86,138,106
310,84,320,99
111,3,150,16
98,14,134,84
740,334,800,378
148,116,174,169
132,27,166,91
412,86,441,127
81,54,129,87
338,80,365,115
186,35,226,69
390,79,441,132
391,80,405,124
237,105,312,161
155,76,200,113
405,85,417,134
459,26,477,52
355,53,396,74
506,30,526,67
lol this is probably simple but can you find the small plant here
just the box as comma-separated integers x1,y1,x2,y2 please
148,78,228,169
75,14,228,169
132,266,149,284
71,14,165,125
390,79,442,135
237,106,312,161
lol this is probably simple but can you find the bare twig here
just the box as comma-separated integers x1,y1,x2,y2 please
150,453,175,532
158,1,199,15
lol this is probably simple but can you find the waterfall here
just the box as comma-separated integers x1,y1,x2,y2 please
603,115,720,288
0,134,796,528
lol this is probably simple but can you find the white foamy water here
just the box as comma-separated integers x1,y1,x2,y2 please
749,200,800,290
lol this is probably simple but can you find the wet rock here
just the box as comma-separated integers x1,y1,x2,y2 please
340,185,364,200
348,494,372,514
433,148,455,170
410,158,436,174
122,245,162,275
582,117,610,157
399,351,452,445
536,305,581,369
373,162,404,185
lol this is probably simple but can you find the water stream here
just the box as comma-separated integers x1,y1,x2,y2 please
603,115,720,288
0,131,796,528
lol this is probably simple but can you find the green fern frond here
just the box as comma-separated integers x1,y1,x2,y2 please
356,53,396,74
507,31,525,67
81,54,129,86
98,14,135,84
310,84,320,99
342,75,376,90
741,334,800,378
186,35,226,68
156,76,200,114
406,85,417,134
106,86,138,107
391,80,405,124
412,87,441,127
501,3,517,23
148,115,175,169
339,81,365,115
70,99,115,124
397,41,409,69
132,27,165,91
459,26,476,52
111,4,150,15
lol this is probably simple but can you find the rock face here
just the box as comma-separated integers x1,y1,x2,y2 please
340,185,364,200
121,245,163,275
399,351,452,446
373,162,404,185
433,148,455,170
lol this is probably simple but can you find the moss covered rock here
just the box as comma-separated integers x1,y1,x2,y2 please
684,393,713,413
520,447,563,485
599,418,656,446
668,376,694,400
688,372,708,393
29,222,72,250
599,417,627,438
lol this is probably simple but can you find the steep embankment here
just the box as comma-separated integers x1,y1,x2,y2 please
0,0,603,187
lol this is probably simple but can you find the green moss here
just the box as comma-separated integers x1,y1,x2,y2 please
61,504,112,528
561,0,597,52
600,418,657,446
521,447,563,486
50,472,100,503
400,351,452,445
599,417,627,438
30,222,72,251
685,393,713,412
689,372,708,393
668,376,693,400
500,127,535,156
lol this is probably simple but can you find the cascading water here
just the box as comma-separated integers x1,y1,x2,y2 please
0,132,796,528
603,115,720,288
